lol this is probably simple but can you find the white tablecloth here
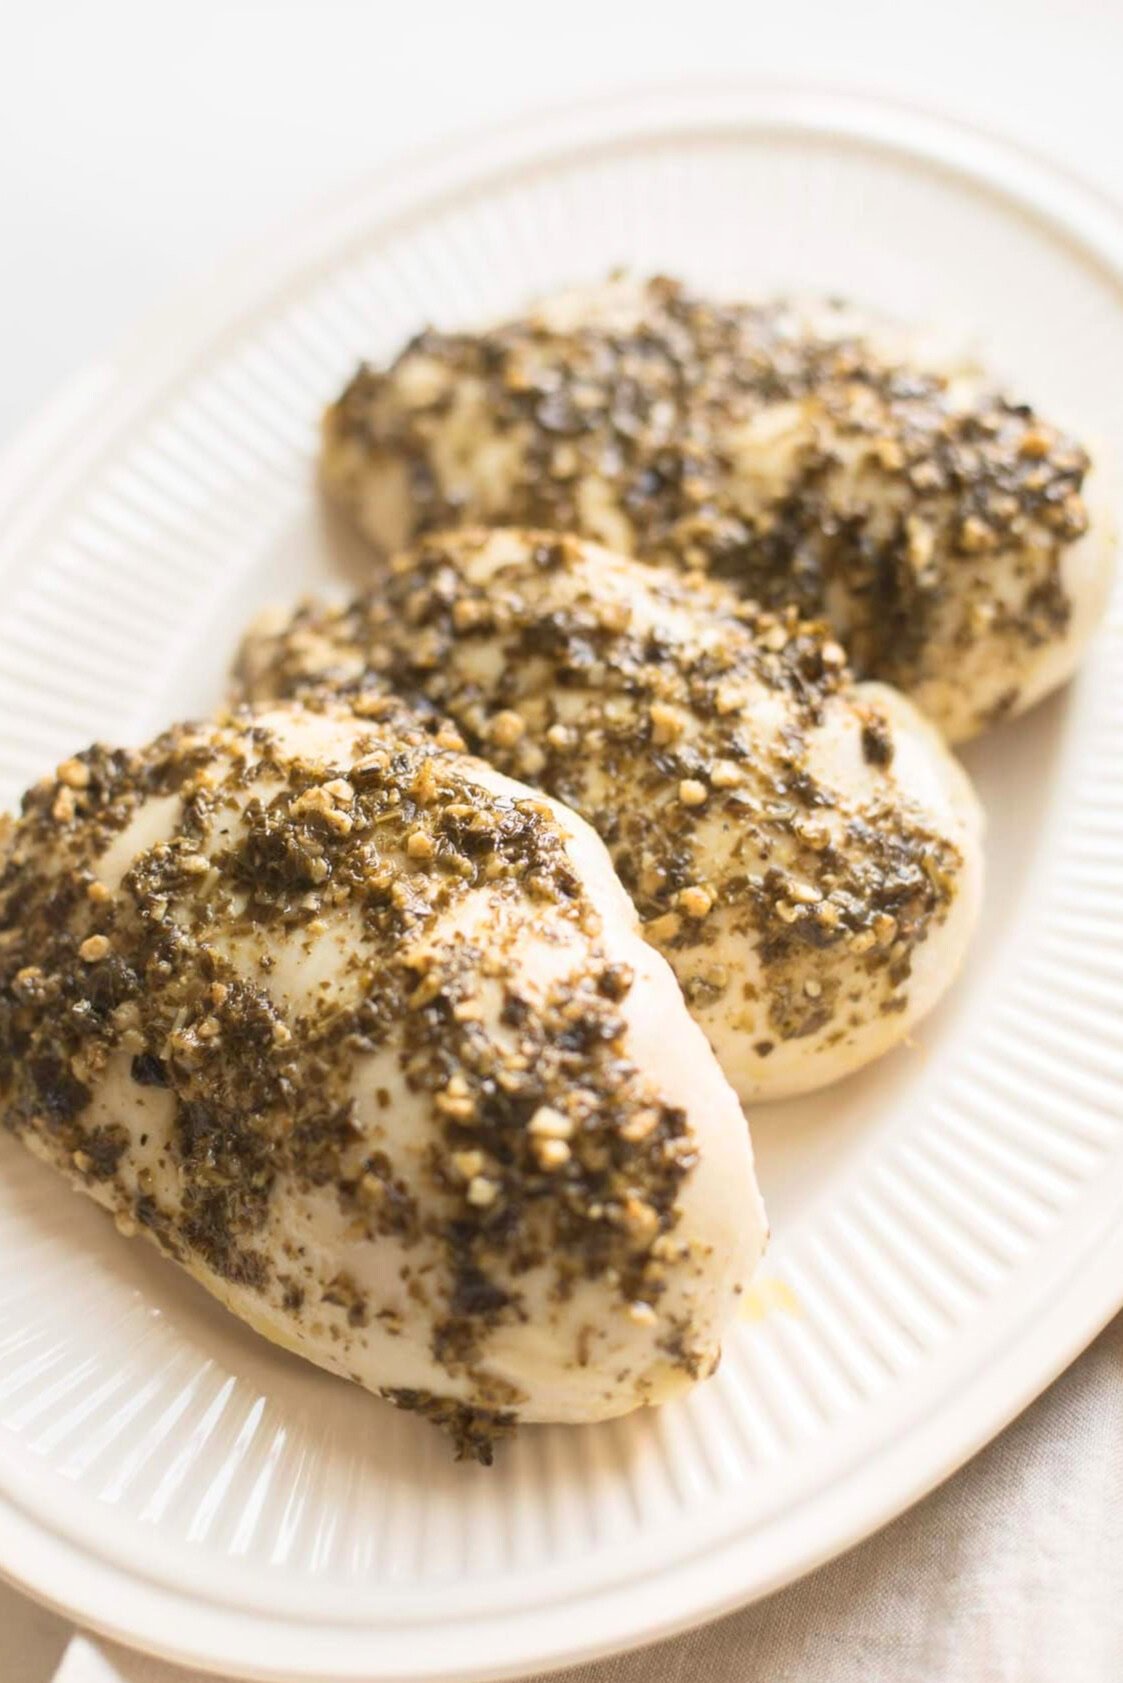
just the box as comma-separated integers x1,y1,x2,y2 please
4,3,1123,1679
22,1315,1122,1682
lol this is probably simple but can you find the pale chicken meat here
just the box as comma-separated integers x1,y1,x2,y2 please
0,702,765,1457
235,531,984,1102
322,276,1114,742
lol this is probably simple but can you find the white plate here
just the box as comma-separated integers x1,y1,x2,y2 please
1,84,1123,1683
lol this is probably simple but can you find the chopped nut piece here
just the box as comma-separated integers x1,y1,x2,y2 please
677,885,713,919
436,1090,475,1122
452,597,489,632
517,797,555,821
466,1175,498,1208
619,1108,660,1143
621,1196,659,1238
649,702,686,745
1018,425,1053,458
643,911,682,943
534,1137,571,1170
527,1105,574,1139
56,758,90,789
959,515,995,553
795,820,831,850
678,778,708,807
873,437,905,471
291,785,332,817
488,710,526,748
292,784,353,833
78,934,110,963
353,750,393,774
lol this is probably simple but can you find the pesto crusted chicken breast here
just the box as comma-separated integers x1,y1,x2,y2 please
0,702,764,1458
235,531,984,1103
322,276,1114,742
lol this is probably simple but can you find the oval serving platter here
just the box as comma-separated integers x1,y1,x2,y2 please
0,84,1122,1682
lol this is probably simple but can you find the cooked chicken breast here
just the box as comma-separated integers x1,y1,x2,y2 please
0,702,764,1457
235,531,984,1102
322,276,1114,742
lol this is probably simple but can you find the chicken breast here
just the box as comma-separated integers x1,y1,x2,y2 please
0,701,764,1457
235,531,984,1102
322,276,1114,742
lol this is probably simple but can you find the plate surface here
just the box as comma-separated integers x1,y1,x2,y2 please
1,84,1123,1683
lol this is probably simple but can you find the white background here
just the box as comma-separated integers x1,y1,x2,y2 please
2,1,1123,1677
3,0,1123,448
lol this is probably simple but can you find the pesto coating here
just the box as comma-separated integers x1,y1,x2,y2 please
322,276,1113,741
235,530,984,1102
0,701,764,1456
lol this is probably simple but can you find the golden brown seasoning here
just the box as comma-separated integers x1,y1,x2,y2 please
0,700,717,1456
236,531,971,1094
324,276,1091,738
